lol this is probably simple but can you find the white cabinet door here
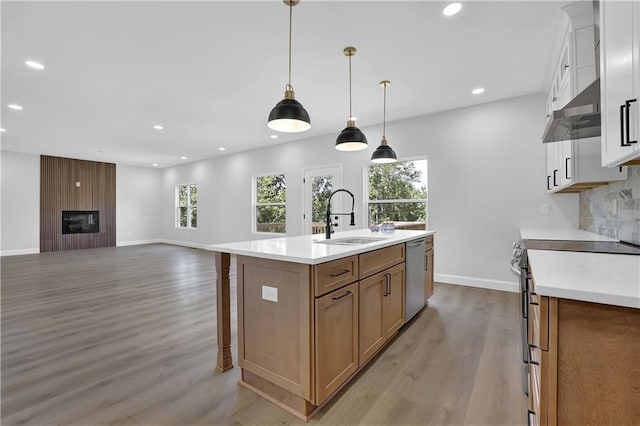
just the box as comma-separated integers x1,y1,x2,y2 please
601,0,640,166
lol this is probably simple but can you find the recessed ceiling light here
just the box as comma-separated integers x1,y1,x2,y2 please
25,60,45,70
443,2,462,16
153,125,164,130
218,147,226,151
0,128,5,132
152,163,159,167
270,135,278,139
8,104,23,110
180,156,187,160
472,87,485,95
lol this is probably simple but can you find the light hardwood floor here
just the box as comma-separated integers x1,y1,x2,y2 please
1,244,526,425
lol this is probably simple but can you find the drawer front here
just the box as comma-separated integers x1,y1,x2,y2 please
359,244,405,279
314,255,359,297
424,234,434,251
528,293,549,351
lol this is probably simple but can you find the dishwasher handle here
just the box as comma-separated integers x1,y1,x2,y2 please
406,239,425,249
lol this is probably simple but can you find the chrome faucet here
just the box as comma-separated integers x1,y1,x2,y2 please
326,189,356,239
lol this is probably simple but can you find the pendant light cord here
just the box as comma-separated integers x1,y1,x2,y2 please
288,1,293,89
348,55,353,119
382,84,387,138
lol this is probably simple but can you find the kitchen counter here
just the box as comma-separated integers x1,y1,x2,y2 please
209,228,433,265
527,249,640,309
519,228,616,241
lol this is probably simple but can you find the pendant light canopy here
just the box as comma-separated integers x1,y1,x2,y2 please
335,47,368,151
268,0,311,133
371,80,398,163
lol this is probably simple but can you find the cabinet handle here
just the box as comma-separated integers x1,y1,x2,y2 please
552,97,557,102
330,269,350,277
386,273,392,296
332,290,352,301
621,103,628,147
527,410,536,426
565,157,571,179
553,169,558,187
425,255,428,272
626,99,637,145
547,176,551,191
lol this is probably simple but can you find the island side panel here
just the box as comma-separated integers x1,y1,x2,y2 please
214,251,233,372
237,255,313,402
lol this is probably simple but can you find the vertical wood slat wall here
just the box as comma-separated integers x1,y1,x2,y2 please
40,155,116,252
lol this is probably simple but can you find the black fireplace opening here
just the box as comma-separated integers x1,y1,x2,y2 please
62,211,100,234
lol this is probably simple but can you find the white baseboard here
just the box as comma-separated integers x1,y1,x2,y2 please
435,273,519,293
157,239,214,251
0,248,40,257
116,239,161,247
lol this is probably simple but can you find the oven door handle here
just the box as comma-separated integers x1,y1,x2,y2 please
510,258,521,275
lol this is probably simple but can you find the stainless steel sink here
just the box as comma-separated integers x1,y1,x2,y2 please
314,236,387,246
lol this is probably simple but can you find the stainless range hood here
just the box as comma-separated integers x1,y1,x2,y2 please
542,0,601,144
541,78,600,143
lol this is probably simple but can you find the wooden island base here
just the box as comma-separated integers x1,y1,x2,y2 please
211,231,435,422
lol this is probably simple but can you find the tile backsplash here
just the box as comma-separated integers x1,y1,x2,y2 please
579,165,640,243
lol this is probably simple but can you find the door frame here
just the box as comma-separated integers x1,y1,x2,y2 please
302,164,343,235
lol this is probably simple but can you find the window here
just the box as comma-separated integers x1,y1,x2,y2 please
176,184,197,229
367,159,427,228
254,174,286,234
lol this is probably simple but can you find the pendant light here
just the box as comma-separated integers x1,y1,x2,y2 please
371,80,398,163
335,47,368,151
267,0,311,133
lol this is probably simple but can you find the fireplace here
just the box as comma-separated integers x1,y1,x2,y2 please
62,211,99,234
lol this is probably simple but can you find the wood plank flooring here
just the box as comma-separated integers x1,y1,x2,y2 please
1,244,526,425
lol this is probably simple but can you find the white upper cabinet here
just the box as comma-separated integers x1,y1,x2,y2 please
544,1,628,193
600,0,640,166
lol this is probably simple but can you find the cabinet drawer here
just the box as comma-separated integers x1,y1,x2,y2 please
424,234,434,251
359,244,405,279
314,255,359,297
528,293,549,351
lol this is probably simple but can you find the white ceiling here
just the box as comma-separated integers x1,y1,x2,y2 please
1,0,569,168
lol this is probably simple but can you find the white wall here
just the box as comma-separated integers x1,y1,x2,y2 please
0,152,163,253
0,151,40,255
158,93,579,291
116,164,162,246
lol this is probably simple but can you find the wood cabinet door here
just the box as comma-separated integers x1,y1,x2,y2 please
382,263,405,338
358,273,385,365
314,282,359,404
425,248,434,301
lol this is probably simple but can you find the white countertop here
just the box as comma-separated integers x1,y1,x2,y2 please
519,228,616,241
527,249,640,309
209,229,434,265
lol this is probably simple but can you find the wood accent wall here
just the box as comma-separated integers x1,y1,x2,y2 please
40,156,116,252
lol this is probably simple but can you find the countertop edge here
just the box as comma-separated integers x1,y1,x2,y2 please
208,230,435,265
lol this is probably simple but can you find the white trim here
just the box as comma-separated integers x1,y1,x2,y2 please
435,273,519,293
302,164,342,235
116,239,161,247
157,239,213,251
0,248,40,257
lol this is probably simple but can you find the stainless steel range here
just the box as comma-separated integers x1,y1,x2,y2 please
510,241,529,394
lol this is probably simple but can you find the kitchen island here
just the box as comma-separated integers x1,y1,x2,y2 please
209,229,435,420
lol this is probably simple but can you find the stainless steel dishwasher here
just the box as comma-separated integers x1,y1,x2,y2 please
405,238,426,321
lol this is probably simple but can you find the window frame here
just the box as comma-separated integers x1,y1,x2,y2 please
176,183,198,229
252,172,287,235
365,156,428,228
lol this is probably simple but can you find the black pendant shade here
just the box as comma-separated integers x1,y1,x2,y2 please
335,47,367,151
371,80,398,163
267,0,311,133
268,96,311,133
371,138,398,163
336,121,368,151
